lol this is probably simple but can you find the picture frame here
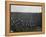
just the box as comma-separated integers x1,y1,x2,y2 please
5,1,45,36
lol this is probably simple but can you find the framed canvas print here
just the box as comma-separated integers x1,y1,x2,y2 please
5,1,45,36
